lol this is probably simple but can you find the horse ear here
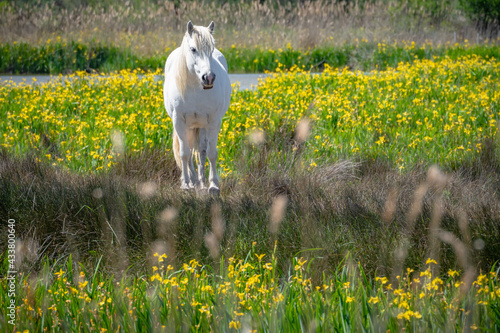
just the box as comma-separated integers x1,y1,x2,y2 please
187,21,194,36
208,21,215,34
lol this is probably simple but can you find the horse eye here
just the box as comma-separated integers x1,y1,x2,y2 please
190,47,197,53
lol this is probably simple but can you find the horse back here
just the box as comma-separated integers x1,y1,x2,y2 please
213,48,229,73
164,47,182,76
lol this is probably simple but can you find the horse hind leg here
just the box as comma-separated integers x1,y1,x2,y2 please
196,128,208,190
187,128,199,189
174,124,197,190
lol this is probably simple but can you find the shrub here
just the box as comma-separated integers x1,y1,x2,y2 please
460,0,500,37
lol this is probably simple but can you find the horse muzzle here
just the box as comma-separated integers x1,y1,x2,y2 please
202,73,216,90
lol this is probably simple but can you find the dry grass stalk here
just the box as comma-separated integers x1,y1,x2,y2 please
269,195,288,234
150,239,168,264
457,210,472,247
204,203,225,259
211,203,225,241
248,129,266,145
391,181,429,283
110,130,125,158
294,118,311,144
392,166,448,282
204,233,220,259
437,230,471,273
382,187,399,224
426,166,448,274
157,207,178,264
137,181,158,200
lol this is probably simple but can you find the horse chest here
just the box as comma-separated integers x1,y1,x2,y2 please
183,110,211,128
175,94,221,128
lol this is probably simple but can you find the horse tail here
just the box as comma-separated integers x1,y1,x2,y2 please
173,130,182,168
192,128,200,153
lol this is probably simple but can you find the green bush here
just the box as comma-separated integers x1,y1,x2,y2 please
460,0,500,36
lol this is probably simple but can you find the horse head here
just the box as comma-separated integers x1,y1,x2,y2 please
184,21,216,90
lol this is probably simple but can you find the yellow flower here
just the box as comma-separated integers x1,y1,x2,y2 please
78,281,88,289
150,273,162,283
201,285,213,293
397,310,422,321
426,258,437,265
375,136,386,145
155,253,167,263
368,296,380,304
294,257,307,271
229,321,241,329
420,269,431,278
255,253,265,262
55,269,65,278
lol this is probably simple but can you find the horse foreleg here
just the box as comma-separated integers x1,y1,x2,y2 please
186,128,199,188
175,123,193,190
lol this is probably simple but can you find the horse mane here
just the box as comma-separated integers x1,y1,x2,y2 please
175,25,215,99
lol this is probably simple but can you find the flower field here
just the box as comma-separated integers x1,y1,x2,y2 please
1,51,499,175
2,246,499,332
2,46,500,331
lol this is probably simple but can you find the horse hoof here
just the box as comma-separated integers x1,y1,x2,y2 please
180,184,193,191
208,186,220,195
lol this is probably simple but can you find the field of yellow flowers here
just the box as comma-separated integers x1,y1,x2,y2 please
2,246,499,331
1,52,499,176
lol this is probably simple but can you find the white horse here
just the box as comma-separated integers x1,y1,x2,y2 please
163,21,231,194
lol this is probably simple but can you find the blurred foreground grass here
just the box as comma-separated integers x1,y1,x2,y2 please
1,246,499,331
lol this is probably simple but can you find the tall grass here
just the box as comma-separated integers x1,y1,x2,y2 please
0,0,488,56
1,132,500,277
1,247,499,331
